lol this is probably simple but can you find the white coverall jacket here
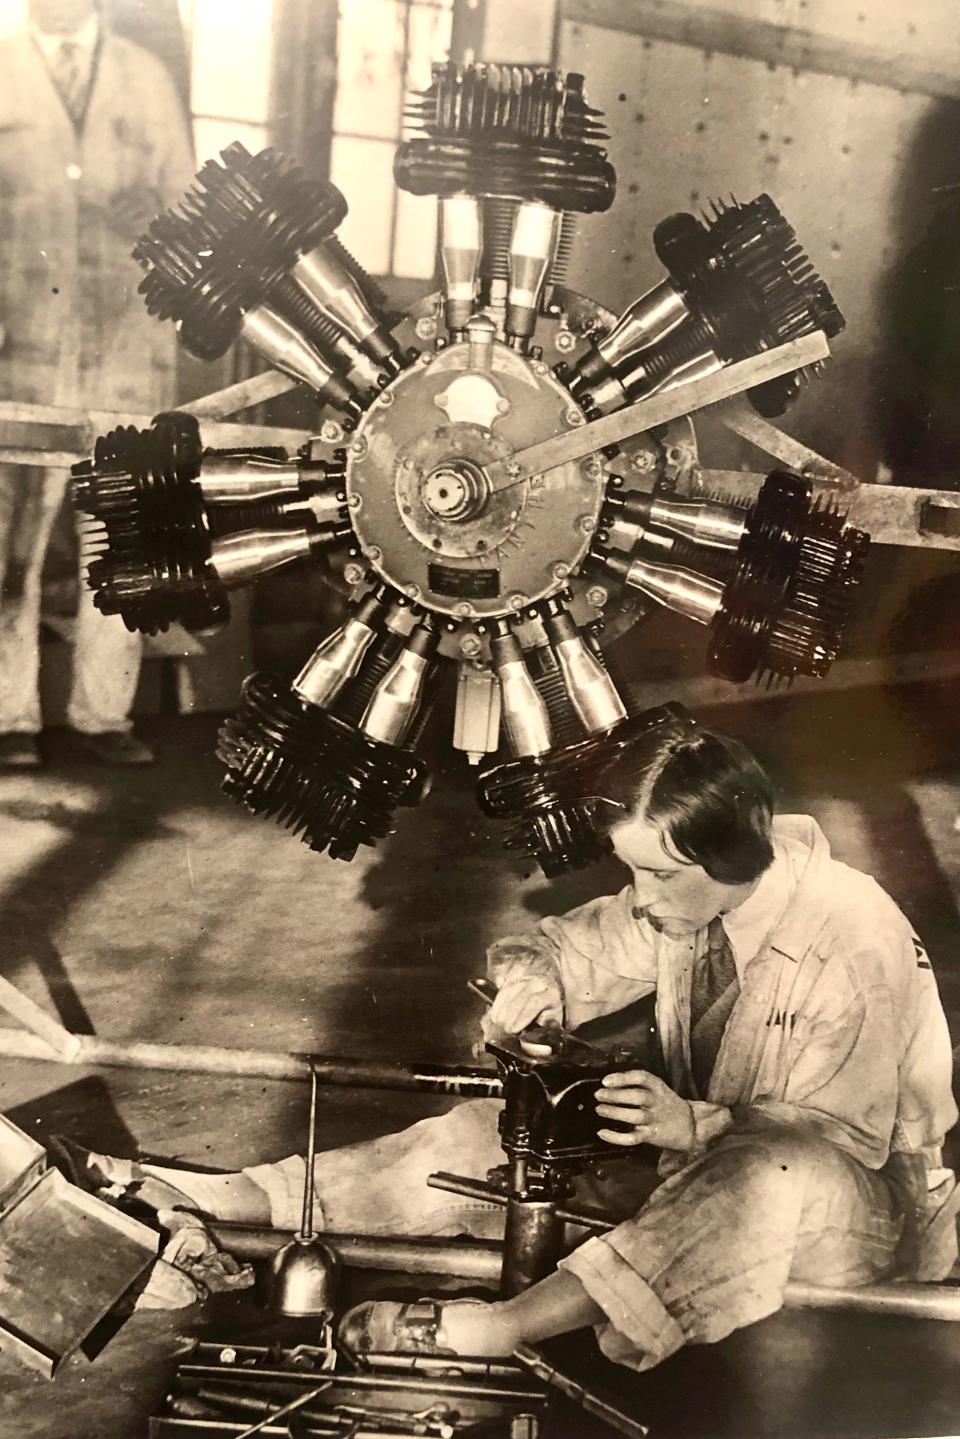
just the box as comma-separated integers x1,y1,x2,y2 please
0,25,194,733
490,814,957,1184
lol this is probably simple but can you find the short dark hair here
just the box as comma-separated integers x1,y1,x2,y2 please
601,725,775,884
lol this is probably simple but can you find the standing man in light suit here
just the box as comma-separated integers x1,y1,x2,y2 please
0,0,194,767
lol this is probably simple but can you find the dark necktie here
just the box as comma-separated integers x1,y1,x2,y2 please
689,916,739,1098
52,40,87,127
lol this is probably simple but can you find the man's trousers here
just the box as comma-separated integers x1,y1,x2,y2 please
0,467,141,734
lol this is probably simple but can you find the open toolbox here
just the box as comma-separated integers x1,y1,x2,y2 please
150,1338,549,1436
0,1114,159,1376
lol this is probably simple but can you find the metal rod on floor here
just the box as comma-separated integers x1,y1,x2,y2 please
784,1280,960,1322
513,1345,650,1439
0,1027,502,1097
209,1224,504,1283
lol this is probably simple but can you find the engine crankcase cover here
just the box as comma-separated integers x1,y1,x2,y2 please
345,340,606,620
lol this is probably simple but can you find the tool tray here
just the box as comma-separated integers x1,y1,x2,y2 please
151,1345,548,1436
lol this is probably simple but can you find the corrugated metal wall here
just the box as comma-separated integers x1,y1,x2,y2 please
543,0,960,477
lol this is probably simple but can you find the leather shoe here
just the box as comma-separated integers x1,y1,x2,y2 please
71,731,156,766
0,733,41,769
337,1299,454,1357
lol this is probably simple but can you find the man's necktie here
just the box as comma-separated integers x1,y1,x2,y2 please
689,916,739,1098
52,40,87,127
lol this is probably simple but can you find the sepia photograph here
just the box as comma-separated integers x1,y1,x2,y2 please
0,0,959,1433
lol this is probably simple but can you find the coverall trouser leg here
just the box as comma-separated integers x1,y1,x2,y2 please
560,1121,901,1370
243,1104,901,1371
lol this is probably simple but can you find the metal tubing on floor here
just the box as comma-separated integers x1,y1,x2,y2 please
209,1224,503,1284
0,1028,503,1098
211,1226,960,1322
784,1279,960,1322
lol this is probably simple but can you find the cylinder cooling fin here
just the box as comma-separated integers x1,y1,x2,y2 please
71,61,867,877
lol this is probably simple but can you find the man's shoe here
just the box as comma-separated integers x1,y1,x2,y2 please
71,731,156,766
0,733,42,769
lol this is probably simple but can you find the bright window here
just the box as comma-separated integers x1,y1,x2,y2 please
178,0,275,166
330,0,454,280
178,0,452,277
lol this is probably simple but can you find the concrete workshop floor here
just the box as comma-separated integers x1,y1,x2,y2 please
1,678,960,1436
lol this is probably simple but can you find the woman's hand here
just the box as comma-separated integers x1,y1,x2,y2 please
595,1069,696,1151
483,974,563,1036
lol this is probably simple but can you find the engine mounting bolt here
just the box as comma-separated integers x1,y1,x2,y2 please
343,562,366,587
555,329,576,353
350,438,367,458
454,601,474,619
407,584,421,600
367,546,381,562
347,493,362,510
564,407,585,427
586,585,609,608
415,315,438,340
632,449,656,472
532,361,548,377
320,419,344,444
552,562,571,580
509,593,527,610
581,458,601,481
495,397,510,414
506,462,521,478
420,352,434,366
378,390,394,407
577,514,597,534
459,633,483,659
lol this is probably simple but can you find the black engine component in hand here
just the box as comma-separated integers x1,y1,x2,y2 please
487,995,662,1168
